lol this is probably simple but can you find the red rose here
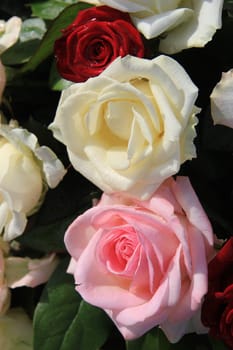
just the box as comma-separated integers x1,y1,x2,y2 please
201,237,233,349
54,5,145,82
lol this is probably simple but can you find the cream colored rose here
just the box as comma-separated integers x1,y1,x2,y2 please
50,55,198,199
210,69,233,128
80,0,223,53
0,16,22,54
0,122,66,241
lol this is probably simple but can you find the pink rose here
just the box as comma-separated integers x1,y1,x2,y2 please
65,177,214,342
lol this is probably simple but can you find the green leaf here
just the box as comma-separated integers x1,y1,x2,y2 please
1,40,41,65
30,0,73,20
127,328,171,350
127,329,212,350
209,337,228,350
34,258,113,350
1,18,47,66
33,257,82,350
61,301,113,350
224,0,233,8
49,60,72,91
17,214,77,253
20,2,92,74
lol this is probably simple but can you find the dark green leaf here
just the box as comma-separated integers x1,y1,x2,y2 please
209,337,228,350
224,0,233,8
127,328,170,350
17,167,100,254
20,2,92,74
34,258,113,350
127,330,212,350
33,257,82,350
49,60,72,91
61,301,113,350
1,40,41,65
17,214,77,253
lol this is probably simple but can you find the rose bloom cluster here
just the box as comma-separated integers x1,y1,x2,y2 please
0,17,68,347
50,47,214,342
50,0,231,346
0,16,66,242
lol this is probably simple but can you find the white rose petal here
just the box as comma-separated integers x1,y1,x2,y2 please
210,69,233,128
0,17,22,55
81,0,223,53
50,55,198,199
34,145,67,188
133,8,193,40
159,0,224,53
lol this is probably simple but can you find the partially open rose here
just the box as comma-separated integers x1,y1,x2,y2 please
0,122,66,241
80,0,223,53
50,55,199,199
54,5,145,82
65,176,214,342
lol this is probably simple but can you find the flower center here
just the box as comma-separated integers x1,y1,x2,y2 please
97,226,140,277
91,42,104,57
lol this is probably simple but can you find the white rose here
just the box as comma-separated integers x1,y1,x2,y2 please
50,55,198,199
0,122,66,241
0,16,22,55
210,69,233,128
80,0,223,53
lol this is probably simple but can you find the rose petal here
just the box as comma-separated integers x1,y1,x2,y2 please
6,253,59,288
210,69,233,128
133,8,193,39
